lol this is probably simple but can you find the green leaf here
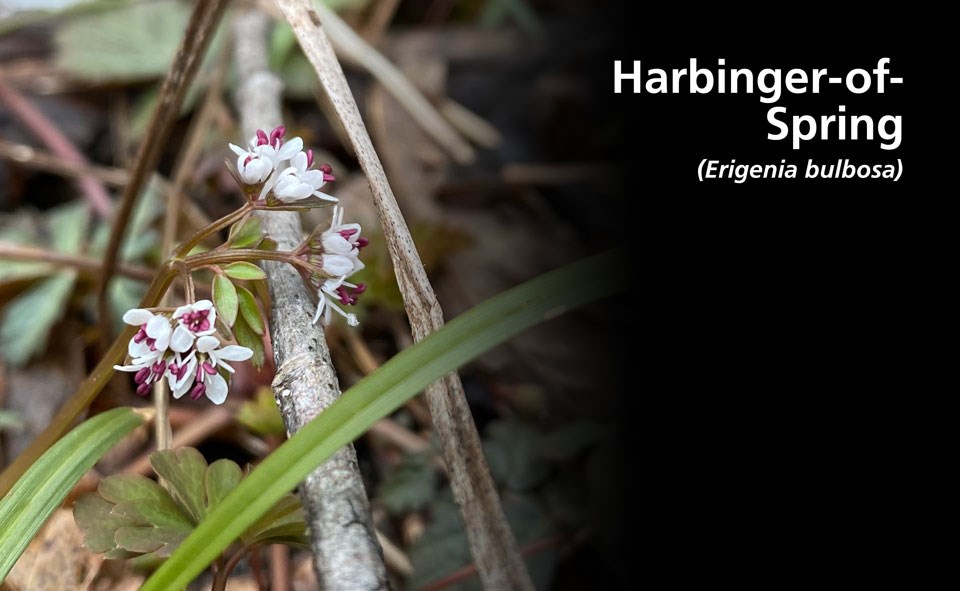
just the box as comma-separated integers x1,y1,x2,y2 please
205,460,243,510
0,411,23,432
243,494,307,547
109,277,148,335
236,387,285,437
115,526,188,556
378,453,438,515
149,448,208,523
141,250,625,591
0,407,147,580
534,420,605,462
55,0,191,81
0,271,76,366
223,262,267,281
47,201,89,254
484,419,551,492
213,274,239,328
233,314,265,370
236,286,264,335
74,494,137,554
228,217,263,249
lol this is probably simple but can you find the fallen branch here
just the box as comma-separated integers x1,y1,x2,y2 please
275,2,535,589
232,10,388,589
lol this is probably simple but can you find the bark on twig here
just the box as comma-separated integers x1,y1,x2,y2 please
232,10,387,590
274,2,535,589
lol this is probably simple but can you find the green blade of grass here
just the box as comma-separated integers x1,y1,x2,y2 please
0,406,150,579
143,250,625,590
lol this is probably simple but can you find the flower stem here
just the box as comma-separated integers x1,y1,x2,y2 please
0,263,177,497
175,203,254,260
184,247,306,269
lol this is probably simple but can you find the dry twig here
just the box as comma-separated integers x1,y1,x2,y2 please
232,10,388,589
275,2,535,589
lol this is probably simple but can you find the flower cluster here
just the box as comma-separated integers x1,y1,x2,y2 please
229,125,337,205
114,301,252,404
300,206,368,326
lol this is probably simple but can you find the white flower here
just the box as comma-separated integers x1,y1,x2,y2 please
119,308,171,361
170,300,217,352
312,276,365,327
165,336,252,405
229,130,303,186
114,308,173,396
268,150,338,203
320,206,367,255
229,144,275,184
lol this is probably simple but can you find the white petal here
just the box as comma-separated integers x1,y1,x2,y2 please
173,304,191,319
170,325,195,352
322,234,352,254
216,345,253,362
146,315,170,337
299,169,323,188
291,151,307,172
229,143,247,156
128,339,151,359
196,335,220,353
205,374,229,405
122,309,152,326
277,137,303,160
322,254,355,277
312,297,325,324
194,300,214,311
114,363,143,372
314,191,338,202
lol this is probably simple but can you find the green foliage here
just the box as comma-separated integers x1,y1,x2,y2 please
407,493,556,591
233,313,266,370
74,447,307,561
223,262,267,281
213,274,239,328
55,0,191,81
378,453,438,515
0,183,161,364
0,410,23,432
228,217,264,249
236,388,286,437
0,272,76,366
0,407,147,579
0,201,89,366
484,418,552,492
140,250,624,591
236,286,264,335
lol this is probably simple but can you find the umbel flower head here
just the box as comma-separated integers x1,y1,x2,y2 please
114,300,252,404
228,125,337,206
298,206,368,327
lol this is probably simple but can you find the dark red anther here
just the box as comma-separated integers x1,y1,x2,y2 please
146,337,156,351
336,287,351,305
176,363,190,380
244,154,254,166
202,362,217,375
353,283,367,294
356,236,369,249
190,383,206,401
339,228,358,239
137,382,151,396
256,129,269,146
306,149,314,168
133,327,148,343
135,367,150,383
270,125,285,145
152,359,167,375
